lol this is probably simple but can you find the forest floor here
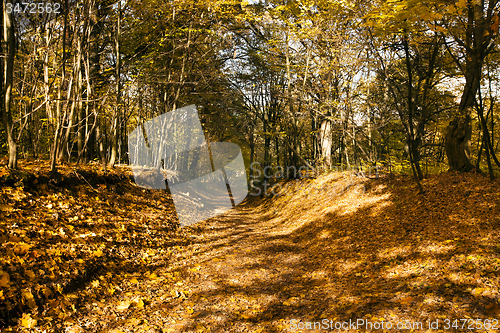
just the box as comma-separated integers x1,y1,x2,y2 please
1,160,500,332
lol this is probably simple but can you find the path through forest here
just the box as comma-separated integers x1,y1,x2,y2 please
2,164,500,332
65,172,500,333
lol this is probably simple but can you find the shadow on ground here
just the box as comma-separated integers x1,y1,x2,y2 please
163,172,500,332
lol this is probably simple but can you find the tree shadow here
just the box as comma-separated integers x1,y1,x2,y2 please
165,172,500,332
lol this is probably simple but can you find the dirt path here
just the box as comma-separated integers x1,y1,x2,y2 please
69,203,324,333
64,172,500,333
4,167,500,333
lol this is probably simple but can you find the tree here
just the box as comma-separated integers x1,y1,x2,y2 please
442,0,499,171
1,0,17,169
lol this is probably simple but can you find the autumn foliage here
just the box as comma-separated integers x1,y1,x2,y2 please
1,161,500,331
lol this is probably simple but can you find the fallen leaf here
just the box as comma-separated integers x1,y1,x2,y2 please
14,242,31,255
20,313,37,328
116,300,131,312
0,271,10,287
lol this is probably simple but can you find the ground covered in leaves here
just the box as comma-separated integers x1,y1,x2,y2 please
1,161,500,332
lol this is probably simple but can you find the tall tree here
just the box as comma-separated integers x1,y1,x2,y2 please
443,0,499,171
1,0,17,169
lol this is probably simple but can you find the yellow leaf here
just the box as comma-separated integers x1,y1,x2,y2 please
42,286,52,297
94,249,103,257
0,168,9,178
20,313,37,328
91,280,100,288
472,288,485,295
130,277,138,284
14,242,31,255
116,300,131,312
186,307,194,314
133,298,144,308
0,272,10,287
22,290,36,309
25,270,36,279
455,0,467,9
8,235,21,242
196,324,207,332
0,204,14,212
55,283,63,294
189,264,201,272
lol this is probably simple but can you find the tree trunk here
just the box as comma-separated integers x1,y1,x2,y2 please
95,116,106,172
50,0,68,172
248,130,255,179
43,25,53,161
445,66,476,172
76,37,84,163
58,73,75,162
319,118,332,169
444,0,492,172
445,113,473,172
311,114,318,162
263,128,271,170
109,1,121,167
2,0,17,169
477,89,500,169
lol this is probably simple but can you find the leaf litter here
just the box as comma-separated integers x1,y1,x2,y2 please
1,161,500,332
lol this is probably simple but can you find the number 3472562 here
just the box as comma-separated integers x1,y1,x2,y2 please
6,3,61,14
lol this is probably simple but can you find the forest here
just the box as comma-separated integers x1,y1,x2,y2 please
0,0,499,180
1,0,500,331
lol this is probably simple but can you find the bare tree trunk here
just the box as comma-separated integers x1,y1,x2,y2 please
402,35,423,192
311,114,318,162
263,120,270,170
95,115,107,172
59,71,75,161
484,135,494,179
1,0,17,169
43,25,53,160
319,118,332,169
172,21,191,111
476,87,499,178
283,139,316,175
248,128,255,179
50,0,68,173
76,33,84,163
109,0,121,167
88,0,109,170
